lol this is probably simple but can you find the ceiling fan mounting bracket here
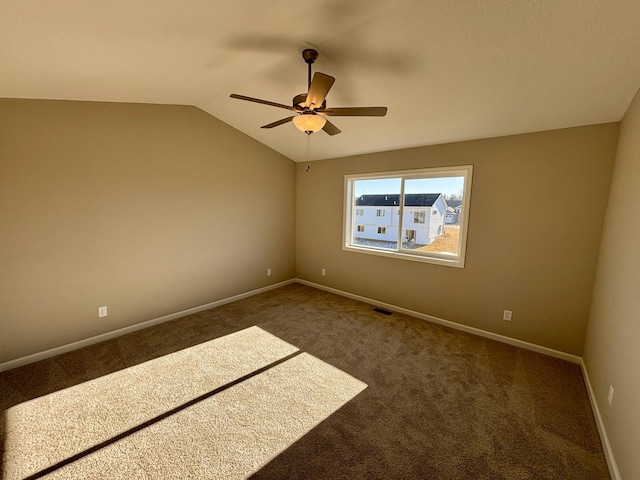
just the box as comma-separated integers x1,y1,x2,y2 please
302,48,318,64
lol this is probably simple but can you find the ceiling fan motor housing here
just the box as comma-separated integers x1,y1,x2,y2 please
293,93,326,110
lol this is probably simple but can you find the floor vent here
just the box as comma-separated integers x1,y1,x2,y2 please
373,307,392,315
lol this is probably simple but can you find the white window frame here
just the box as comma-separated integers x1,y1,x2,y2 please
343,165,473,268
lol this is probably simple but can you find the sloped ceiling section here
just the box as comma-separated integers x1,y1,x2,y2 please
2,0,640,161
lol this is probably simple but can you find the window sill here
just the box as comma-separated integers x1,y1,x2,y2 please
342,244,465,268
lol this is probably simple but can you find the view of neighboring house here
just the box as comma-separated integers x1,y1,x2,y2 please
445,199,462,224
354,193,447,245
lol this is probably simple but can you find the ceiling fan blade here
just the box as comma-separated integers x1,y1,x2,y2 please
261,117,295,129
321,106,387,116
322,119,341,136
230,94,299,112
304,72,335,109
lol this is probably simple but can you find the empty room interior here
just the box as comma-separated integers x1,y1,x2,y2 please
1,2,639,479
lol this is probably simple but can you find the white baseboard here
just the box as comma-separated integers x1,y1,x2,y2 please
580,360,621,480
295,278,581,364
1,277,581,369
0,280,295,373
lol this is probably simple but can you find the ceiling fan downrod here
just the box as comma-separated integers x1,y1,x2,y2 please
302,48,318,90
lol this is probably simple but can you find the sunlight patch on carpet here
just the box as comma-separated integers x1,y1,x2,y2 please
4,326,367,479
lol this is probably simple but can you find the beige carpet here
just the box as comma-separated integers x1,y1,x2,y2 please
4,326,367,479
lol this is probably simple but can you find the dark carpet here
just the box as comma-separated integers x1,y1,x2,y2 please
0,283,609,479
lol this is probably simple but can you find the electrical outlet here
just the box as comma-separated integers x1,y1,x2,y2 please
503,310,512,321
608,385,614,406
98,306,108,318
321,268,326,276
266,268,272,276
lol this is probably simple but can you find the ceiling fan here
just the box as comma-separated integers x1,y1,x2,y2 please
230,48,387,135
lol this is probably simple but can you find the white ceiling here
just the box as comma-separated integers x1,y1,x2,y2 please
2,1,640,162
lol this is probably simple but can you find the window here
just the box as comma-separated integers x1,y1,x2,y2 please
344,165,473,268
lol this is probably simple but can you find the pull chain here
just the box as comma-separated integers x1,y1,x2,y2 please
306,133,311,163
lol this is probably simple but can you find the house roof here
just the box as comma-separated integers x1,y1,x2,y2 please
356,193,441,207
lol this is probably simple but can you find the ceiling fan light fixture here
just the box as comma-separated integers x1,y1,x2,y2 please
293,113,326,134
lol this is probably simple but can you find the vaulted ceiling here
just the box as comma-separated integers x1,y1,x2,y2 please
2,1,640,162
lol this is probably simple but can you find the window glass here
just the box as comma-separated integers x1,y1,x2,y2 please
344,166,472,267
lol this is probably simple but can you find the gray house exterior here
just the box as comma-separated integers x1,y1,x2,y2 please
445,199,462,224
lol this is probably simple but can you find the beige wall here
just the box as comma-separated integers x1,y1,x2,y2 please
584,88,640,479
0,99,296,363
296,124,619,356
